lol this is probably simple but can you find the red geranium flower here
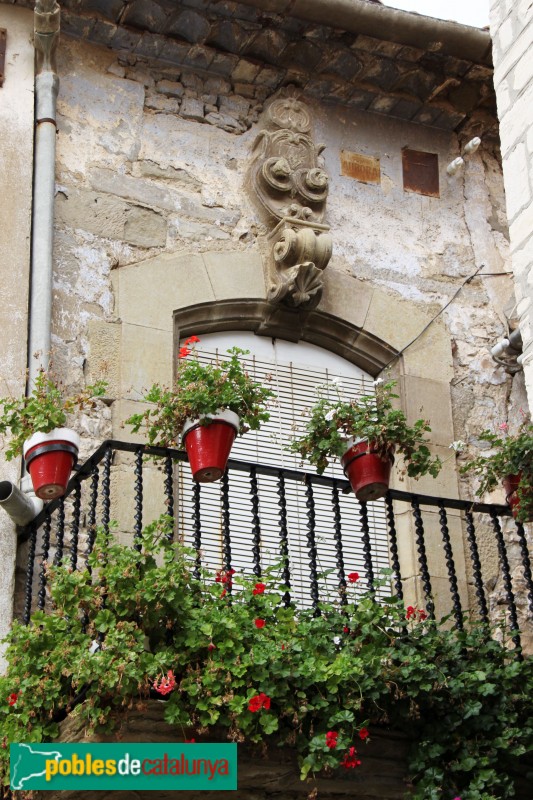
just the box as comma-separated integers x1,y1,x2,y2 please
359,727,369,741
341,746,361,768
252,582,266,595
184,738,196,743
215,568,235,586
184,335,200,345
178,346,191,359
254,618,266,629
248,692,270,712
220,589,227,598
208,643,216,651
7,693,19,707
325,731,338,749
347,572,359,583
406,606,428,622
152,670,176,696
343,626,350,634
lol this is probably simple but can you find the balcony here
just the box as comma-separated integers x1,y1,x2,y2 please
20,440,533,648
8,439,533,800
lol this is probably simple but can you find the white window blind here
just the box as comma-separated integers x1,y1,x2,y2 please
175,336,391,604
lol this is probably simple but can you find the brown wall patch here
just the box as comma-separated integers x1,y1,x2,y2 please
340,150,381,184
402,148,439,197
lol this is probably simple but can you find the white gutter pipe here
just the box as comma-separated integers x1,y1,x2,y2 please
28,0,60,387
0,2,61,528
0,482,43,528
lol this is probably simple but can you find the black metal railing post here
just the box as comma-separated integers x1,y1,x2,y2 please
17,439,531,644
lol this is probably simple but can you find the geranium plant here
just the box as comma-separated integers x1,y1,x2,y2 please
126,336,275,445
0,370,108,460
460,421,533,523
289,378,442,479
1,516,532,800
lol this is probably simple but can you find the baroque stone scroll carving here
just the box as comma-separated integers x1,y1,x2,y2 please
249,95,332,309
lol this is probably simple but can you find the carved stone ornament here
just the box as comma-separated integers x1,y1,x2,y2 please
249,94,332,310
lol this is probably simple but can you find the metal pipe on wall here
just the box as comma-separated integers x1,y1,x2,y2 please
28,0,60,388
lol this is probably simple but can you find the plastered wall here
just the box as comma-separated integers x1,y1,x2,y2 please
0,5,34,670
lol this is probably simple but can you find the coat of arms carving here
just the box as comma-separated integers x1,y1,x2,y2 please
249,95,332,310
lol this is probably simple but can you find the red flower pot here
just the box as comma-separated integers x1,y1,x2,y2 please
341,439,394,502
502,473,521,519
23,428,80,500
182,410,239,483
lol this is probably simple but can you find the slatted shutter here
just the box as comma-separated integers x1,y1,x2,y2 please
175,334,390,603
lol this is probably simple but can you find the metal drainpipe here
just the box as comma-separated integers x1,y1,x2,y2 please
28,0,60,387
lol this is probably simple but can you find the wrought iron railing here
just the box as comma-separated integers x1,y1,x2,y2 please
20,441,533,652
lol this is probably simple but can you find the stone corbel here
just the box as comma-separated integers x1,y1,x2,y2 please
267,211,332,309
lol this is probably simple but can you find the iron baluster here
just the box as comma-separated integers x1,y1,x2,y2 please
69,479,82,571
164,455,174,530
332,481,347,605
101,445,112,543
37,512,52,611
134,447,144,552
250,466,262,578
359,500,375,595
412,498,434,619
438,502,463,629
277,471,291,607
304,476,320,614
53,497,66,566
86,466,99,566
221,470,232,583
385,493,403,601
490,510,521,654
192,480,202,580
23,525,37,625
464,511,488,623
514,520,533,615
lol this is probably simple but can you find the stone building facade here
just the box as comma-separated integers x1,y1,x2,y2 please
0,0,531,664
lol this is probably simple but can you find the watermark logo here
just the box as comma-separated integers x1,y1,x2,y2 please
10,743,237,791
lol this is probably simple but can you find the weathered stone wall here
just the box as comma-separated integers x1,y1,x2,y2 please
490,0,533,411
35,700,411,800
0,5,34,670
45,28,524,618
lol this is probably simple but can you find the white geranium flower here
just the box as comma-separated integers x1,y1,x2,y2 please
325,409,336,421
373,377,385,386
449,440,466,452
333,636,341,645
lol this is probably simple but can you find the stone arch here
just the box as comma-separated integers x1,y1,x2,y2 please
91,248,469,618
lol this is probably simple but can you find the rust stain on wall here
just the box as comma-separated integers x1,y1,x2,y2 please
402,148,439,197
0,30,6,88
340,150,381,184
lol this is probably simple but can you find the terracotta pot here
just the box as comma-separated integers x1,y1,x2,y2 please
502,473,521,519
23,428,80,500
182,410,239,483
341,439,394,502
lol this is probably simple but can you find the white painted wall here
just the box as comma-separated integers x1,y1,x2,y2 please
490,0,533,412
0,5,34,669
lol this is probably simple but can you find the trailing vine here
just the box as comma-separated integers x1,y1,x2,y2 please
1,516,532,800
